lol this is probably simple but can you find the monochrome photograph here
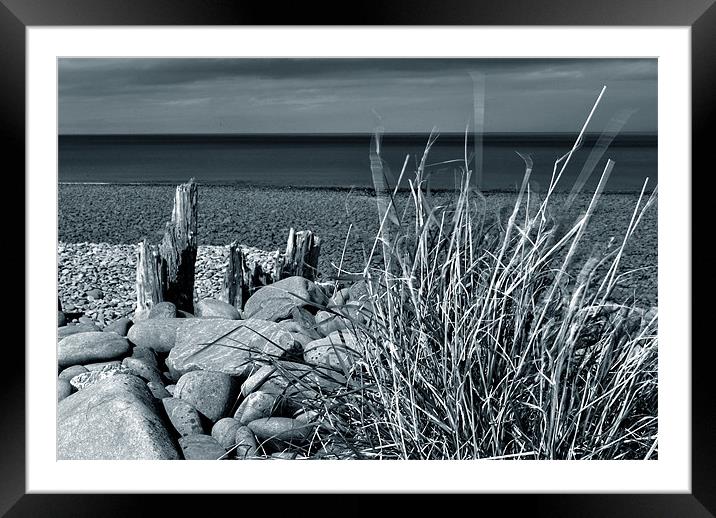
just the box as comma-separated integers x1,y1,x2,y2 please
56,57,658,461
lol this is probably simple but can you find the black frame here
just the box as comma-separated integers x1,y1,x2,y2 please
5,0,714,514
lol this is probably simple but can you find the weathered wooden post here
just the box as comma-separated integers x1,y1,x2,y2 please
220,241,246,310
135,179,198,318
220,243,282,310
279,228,321,281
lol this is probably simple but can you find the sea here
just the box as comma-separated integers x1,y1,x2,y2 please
58,133,657,193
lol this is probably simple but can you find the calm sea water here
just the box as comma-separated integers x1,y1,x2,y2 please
58,133,657,192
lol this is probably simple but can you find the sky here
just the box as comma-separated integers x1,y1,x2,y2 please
58,58,657,135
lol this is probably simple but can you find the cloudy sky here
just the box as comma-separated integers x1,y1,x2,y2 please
58,58,657,135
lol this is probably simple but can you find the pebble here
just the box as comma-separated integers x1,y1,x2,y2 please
58,364,88,381
234,426,258,459
175,371,237,423
149,302,177,319
211,417,242,450
179,434,228,460
162,397,205,436
57,379,73,401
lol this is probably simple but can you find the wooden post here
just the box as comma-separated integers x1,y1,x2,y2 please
158,179,198,314
134,179,198,318
221,243,282,310
279,228,321,281
220,241,246,310
135,240,163,320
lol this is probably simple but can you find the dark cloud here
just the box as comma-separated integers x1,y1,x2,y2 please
58,58,657,134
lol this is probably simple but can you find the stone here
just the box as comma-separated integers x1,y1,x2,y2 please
328,287,351,308
70,364,131,391
179,434,228,460
195,298,241,320
247,417,316,446
176,310,195,319
127,318,186,353
149,302,177,319
58,323,101,340
58,311,67,328
162,397,205,436
315,310,349,336
175,370,237,422
234,426,258,459
242,276,328,322
58,365,88,381
147,381,172,399
78,316,96,326
166,318,297,377
271,451,298,460
57,378,73,401
212,417,242,450
86,288,103,300
103,317,133,337
84,360,122,371
166,384,176,395
276,320,318,349
303,330,361,373
122,357,164,385
234,391,277,425
241,361,345,399
130,346,159,369
58,332,131,369
57,374,180,460
348,280,370,302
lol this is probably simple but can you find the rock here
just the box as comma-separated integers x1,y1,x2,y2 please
271,451,298,460
234,426,258,459
179,434,228,460
127,318,186,353
234,391,277,425
247,417,316,446
315,310,349,336
86,288,103,300
162,397,205,436
84,360,122,371
58,364,88,381
241,361,345,399
70,364,131,391
212,418,242,450
58,332,131,369
328,287,351,307
175,371,237,422
166,384,176,395
289,306,317,330
149,302,177,319
57,323,101,340
348,280,370,302
166,318,297,377
303,330,361,373
57,378,73,401
242,276,328,322
58,311,67,328
57,374,180,460
122,357,164,385
276,320,318,349
195,298,241,320
130,346,160,369
103,318,133,337
147,381,172,399
176,310,195,319
78,316,96,326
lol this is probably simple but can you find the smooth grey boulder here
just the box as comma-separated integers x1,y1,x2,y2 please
130,346,160,369
212,417,242,450
57,323,101,340
127,318,186,353
242,276,328,322
166,318,297,377
57,378,73,401
103,317,133,337
162,397,205,436
57,374,180,460
234,391,277,425
58,365,88,381
247,417,316,446
175,370,237,422
328,287,351,308
303,330,361,373
58,311,67,328
122,357,164,385
148,301,177,319
195,298,241,320
276,320,318,349
241,361,345,399
234,426,258,459
315,310,349,336
179,434,227,460
58,332,130,369
147,381,172,400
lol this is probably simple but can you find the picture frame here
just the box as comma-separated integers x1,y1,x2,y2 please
5,0,714,513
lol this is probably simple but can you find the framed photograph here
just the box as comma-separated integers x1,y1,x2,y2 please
6,0,714,513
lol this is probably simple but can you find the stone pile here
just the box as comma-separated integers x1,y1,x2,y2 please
57,276,373,460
